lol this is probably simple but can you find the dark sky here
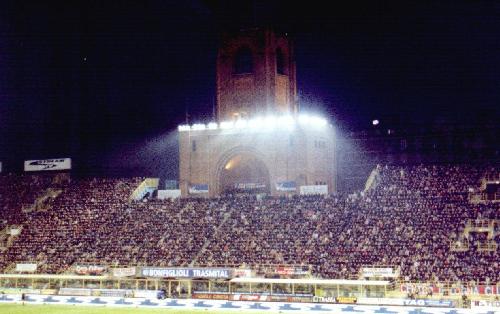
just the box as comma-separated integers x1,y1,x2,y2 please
1,0,499,177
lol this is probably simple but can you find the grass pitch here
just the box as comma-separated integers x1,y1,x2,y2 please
0,304,258,314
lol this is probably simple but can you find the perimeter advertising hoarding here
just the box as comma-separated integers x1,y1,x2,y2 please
192,293,230,300
111,267,136,277
361,267,396,278
402,299,454,307
24,158,72,171
401,283,499,295
472,300,500,309
274,266,309,276
74,265,106,275
141,267,231,279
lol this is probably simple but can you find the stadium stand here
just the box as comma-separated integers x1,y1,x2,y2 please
0,165,498,284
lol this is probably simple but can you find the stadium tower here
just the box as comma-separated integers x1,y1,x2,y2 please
216,29,297,120
178,28,336,197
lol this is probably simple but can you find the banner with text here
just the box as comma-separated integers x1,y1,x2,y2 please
157,190,181,199
274,266,309,276
234,182,266,190
24,158,72,172
189,184,209,194
472,300,500,309
141,267,231,279
300,185,328,195
232,268,252,278
111,267,136,277
74,265,106,275
361,267,397,278
275,181,297,191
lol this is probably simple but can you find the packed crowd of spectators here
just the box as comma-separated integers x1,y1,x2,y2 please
0,177,142,272
0,164,498,284
0,174,55,227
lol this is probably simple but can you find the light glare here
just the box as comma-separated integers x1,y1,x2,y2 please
192,123,206,130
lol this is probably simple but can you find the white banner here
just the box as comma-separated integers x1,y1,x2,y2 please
299,185,328,195
361,267,397,278
233,268,252,278
111,267,136,277
8,227,21,236
472,300,500,309
157,190,181,199
15,263,37,272
189,184,209,194
24,158,72,172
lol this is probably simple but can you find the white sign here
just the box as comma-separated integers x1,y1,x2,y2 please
24,158,72,171
189,184,209,194
299,185,328,195
472,300,500,309
15,263,37,272
233,268,252,278
361,267,397,278
157,190,181,199
8,227,21,236
111,267,136,277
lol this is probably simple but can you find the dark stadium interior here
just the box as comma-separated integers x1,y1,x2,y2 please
0,0,499,180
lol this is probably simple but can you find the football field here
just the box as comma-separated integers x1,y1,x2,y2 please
0,304,251,314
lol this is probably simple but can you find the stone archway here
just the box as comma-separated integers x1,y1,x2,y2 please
215,147,271,196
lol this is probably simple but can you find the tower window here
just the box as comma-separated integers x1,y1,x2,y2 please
234,47,253,74
276,48,286,75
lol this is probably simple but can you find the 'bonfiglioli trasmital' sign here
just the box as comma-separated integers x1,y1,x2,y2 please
141,267,231,279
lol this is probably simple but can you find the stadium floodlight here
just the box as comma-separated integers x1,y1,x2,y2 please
220,121,234,129
372,119,379,126
234,119,248,129
248,117,264,129
264,116,277,129
207,122,218,130
278,115,295,129
298,114,327,128
298,114,311,125
191,123,206,131
178,125,191,131
313,116,327,127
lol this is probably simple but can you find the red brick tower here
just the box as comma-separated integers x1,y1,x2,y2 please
216,28,297,121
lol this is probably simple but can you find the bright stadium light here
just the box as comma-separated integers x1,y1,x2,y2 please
178,125,191,131
298,114,311,125
313,116,327,127
264,116,277,129
298,114,327,128
248,117,264,129
191,123,206,131
278,115,295,128
220,121,234,129
372,119,379,126
234,119,248,129
207,122,218,130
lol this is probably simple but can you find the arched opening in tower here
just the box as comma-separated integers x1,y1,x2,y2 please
220,154,270,195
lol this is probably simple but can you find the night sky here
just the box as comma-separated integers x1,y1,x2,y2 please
0,0,499,178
